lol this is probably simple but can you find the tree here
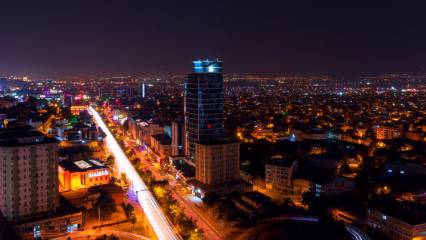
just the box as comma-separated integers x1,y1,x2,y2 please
301,190,316,208
178,217,196,238
168,203,184,222
130,215,137,231
138,170,153,187
120,173,127,185
209,201,237,221
153,185,166,199
96,234,119,240
132,159,140,169
122,203,135,219
94,191,117,220
105,156,114,165
339,161,351,175
188,229,204,240
283,198,295,207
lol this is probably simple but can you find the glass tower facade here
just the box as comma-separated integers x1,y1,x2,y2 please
185,60,224,161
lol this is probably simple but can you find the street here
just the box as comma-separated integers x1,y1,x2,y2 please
122,135,223,240
89,106,180,240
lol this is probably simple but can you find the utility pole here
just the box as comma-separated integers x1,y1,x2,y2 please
98,207,101,232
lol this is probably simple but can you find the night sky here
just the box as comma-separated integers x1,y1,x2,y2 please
1,1,426,78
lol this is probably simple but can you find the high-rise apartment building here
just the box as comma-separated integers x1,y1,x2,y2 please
0,128,59,221
184,60,224,162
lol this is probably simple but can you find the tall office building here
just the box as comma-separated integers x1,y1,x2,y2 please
0,128,59,221
184,59,224,162
63,92,73,107
139,81,148,98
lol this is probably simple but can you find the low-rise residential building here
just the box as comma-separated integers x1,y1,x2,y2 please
292,169,355,205
367,207,426,240
13,210,83,239
150,134,172,160
265,156,298,195
128,116,165,147
290,126,328,141
234,191,272,219
138,122,164,147
385,159,426,177
375,125,402,140
304,153,343,169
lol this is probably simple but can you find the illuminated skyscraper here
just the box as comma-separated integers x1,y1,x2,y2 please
184,59,224,162
139,81,148,98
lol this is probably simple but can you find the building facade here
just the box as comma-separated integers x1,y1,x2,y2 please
150,134,172,160
171,120,185,156
375,125,402,140
265,158,298,195
0,129,59,221
70,105,88,116
194,141,240,185
58,159,111,192
138,81,148,98
367,209,426,240
184,60,224,161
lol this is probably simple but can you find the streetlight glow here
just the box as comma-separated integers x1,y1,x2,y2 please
89,106,180,240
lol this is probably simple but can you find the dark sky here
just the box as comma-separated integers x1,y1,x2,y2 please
1,1,426,78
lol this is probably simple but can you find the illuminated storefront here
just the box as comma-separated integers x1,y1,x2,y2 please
59,159,111,192
70,104,88,116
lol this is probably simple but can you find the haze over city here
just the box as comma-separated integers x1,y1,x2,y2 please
2,1,426,77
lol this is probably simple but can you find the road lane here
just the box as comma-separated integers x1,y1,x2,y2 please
89,106,180,240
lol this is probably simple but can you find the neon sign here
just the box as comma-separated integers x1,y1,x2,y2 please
88,170,109,178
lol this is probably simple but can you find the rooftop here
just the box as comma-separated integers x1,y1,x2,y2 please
370,197,426,225
295,167,337,184
242,191,272,204
0,128,58,146
266,155,297,167
59,159,107,172
192,59,222,73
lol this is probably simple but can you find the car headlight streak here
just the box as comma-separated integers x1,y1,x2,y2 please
89,106,180,240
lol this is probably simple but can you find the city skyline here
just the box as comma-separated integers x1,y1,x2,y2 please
0,1,425,240
0,57,424,240
2,1,426,78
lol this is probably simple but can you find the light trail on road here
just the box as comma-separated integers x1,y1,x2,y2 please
89,106,180,240
346,225,370,240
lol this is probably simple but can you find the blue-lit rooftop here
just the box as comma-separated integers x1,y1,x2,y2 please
193,59,222,73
